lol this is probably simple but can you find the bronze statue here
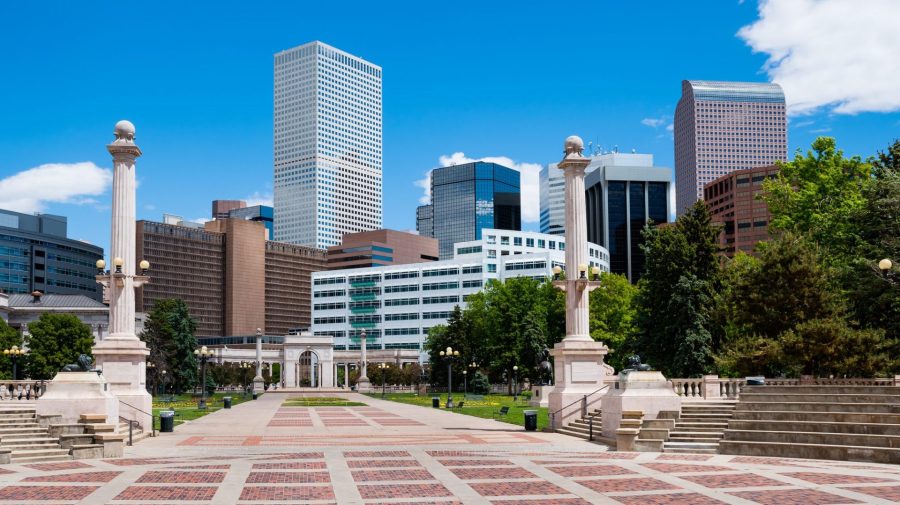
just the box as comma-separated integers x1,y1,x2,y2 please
61,354,94,372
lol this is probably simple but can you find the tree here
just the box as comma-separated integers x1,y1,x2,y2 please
25,314,94,380
632,201,721,377
470,371,490,395
0,319,23,380
588,272,637,370
140,299,198,393
762,137,871,267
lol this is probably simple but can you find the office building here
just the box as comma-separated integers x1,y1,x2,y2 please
674,80,787,216
704,164,778,257
136,219,327,337
0,209,103,301
427,162,521,259
228,205,274,239
212,200,246,219
327,229,438,270
416,205,434,238
273,41,383,248
584,155,674,282
311,229,609,358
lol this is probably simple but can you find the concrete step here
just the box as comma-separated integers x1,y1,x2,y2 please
9,448,72,463
737,402,898,413
1,439,65,449
0,429,53,439
727,420,900,436
556,427,591,440
740,393,900,403
723,429,900,449
674,424,729,432
732,410,900,424
565,423,602,436
670,431,724,439
663,441,719,454
719,439,900,464
743,385,900,394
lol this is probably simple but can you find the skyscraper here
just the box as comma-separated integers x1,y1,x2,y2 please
584,154,674,282
273,41,383,248
674,80,787,216
428,162,521,259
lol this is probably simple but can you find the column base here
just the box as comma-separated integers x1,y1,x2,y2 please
92,337,152,431
356,377,373,393
547,338,613,429
601,371,682,439
253,377,266,393
36,372,120,428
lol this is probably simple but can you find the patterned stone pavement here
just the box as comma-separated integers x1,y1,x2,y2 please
1,393,899,504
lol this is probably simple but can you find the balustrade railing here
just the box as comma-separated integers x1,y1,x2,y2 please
0,380,48,400
668,375,898,400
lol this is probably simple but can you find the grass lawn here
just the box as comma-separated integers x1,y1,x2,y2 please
152,392,254,430
367,393,549,431
283,397,366,407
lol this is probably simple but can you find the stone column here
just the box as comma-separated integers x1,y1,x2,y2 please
547,135,613,430
253,328,265,392
356,330,372,392
91,121,152,431
344,363,349,388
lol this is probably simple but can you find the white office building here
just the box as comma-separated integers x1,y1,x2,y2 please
311,230,610,359
540,152,656,236
273,41,383,248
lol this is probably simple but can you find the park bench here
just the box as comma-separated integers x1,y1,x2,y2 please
455,401,465,410
492,406,510,419
468,395,484,401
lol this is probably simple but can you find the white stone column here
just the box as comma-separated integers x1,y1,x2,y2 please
356,330,372,392
548,135,613,430
91,121,152,431
253,328,265,392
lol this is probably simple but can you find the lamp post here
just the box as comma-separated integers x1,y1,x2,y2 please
160,369,167,397
146,361,156,394
513,365,519,401
194,346,214,409
879,258,895,284
439,346,460,408
462,370,468,399
377,362,389,398
3,346,27,380
240,362,252,397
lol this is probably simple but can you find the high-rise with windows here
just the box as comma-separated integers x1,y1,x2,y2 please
273,41,383,248
674,80,787,217
427,162,521,259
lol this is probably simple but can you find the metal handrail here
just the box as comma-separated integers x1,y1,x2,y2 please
119,400,156,441
549,384,609,430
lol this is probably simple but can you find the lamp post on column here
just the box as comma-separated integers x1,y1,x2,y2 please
547,135,612,430
194,346,214,409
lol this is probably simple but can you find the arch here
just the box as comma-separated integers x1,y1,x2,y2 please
297,349,320,388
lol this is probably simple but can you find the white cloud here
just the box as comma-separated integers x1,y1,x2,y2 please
665,123,674,132
738,0,900,115
245,191,273,207
641,118,666,128
0,162,112,214
416,152,543,223
792,120,815,128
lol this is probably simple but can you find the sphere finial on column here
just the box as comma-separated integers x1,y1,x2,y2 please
564,135,584,157
114,120,136,142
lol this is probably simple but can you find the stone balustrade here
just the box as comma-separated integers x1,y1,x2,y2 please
0,380,47,400
668,375,900,400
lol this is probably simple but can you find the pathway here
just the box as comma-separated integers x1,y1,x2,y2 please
0,393,898,504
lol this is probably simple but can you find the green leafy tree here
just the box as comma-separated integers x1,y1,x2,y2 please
0,319,23,380
140,299,197,393
633,201,721,376
762,137,871,267
588,272,637,370
470,371,490,395
25,314,93,380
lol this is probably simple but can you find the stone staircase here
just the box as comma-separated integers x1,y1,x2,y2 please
0,404,71,463
719,385,900,464
555,408,604,442
662,400,738,454
118,418,151,444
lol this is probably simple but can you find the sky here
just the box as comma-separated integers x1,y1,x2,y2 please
1,0,899,254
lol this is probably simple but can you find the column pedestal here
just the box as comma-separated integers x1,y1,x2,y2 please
547,338,613,429
36,372,119,427
601,370,681,439
93,339,152,432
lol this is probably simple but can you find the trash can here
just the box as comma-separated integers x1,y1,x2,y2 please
223,397,232,409
523,410,538,431
252,392,258,400
159,411,175,433
746,376,766,386
432,396,440,408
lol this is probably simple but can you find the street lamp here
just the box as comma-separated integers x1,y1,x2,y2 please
439,346,460,408
193,346,214,409
239,362,252,397
3,346,27,381
513,365,519,401
462,370,468,399
377,362,389,398
146,361,156,394
552,265,562,280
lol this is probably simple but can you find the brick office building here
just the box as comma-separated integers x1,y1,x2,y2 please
327,229,438,270
703,164,779,257
136,219,327,337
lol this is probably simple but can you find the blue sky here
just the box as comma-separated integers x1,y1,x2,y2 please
1,0,898,254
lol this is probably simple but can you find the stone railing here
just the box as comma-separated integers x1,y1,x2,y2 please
669,375,900,400
0,380,48,400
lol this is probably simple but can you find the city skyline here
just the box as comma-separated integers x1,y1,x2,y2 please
1,1,899,254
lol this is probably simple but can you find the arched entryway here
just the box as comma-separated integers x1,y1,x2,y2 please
297,350,320,388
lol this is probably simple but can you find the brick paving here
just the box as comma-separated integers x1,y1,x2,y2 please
1,393,899,504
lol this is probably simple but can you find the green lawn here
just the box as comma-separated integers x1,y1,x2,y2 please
151,392,254,430
367,393,548,430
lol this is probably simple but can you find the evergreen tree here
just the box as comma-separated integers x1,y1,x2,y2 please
25,313,94,380
140,299,198,393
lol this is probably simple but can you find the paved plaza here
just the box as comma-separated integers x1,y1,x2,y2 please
1,394,899,504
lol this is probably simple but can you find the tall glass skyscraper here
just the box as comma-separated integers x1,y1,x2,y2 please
674,80,787,217
424,162,521,259
273,41,383,248
584,155,674,283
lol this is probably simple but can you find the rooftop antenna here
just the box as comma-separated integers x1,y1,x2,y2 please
613,145,619,154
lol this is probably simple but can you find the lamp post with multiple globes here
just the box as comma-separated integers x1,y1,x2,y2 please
3,346,26,381
377,362,389,398
194,346,215,409
439,347,460,408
